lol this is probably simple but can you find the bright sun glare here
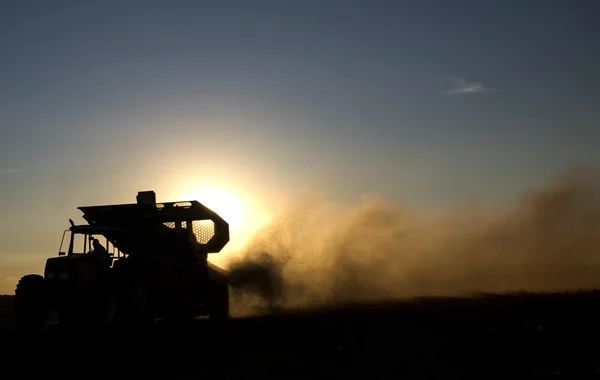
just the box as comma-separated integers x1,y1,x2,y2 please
181,188,245,231
176,185,271,262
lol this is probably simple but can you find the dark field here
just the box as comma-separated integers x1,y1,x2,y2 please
2,292,600,379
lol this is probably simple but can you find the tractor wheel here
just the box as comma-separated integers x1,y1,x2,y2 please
129,280,149,322
209,282,230,320
88,287,118,329
59,289,89,332
59,304,87,332
14,274,46,330
115,279,151,328
104,292,118,326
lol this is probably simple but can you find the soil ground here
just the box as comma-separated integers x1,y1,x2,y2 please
2,292,600,379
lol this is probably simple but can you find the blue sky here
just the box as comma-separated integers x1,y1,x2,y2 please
1,0,599,291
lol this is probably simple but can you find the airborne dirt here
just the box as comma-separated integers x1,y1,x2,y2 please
225,165,600,316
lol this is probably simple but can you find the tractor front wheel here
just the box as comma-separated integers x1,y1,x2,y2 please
14,274,46,330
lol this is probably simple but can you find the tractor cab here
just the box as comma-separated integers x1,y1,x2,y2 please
55,219,128,267
43,222,129,288
41,222,130,314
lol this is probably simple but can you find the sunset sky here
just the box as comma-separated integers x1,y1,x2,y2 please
1,1,599,293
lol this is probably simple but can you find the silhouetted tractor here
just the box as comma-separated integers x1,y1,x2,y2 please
14,191,231,329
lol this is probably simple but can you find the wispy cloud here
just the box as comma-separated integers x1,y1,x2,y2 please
445,77,497,95
0,168,23,174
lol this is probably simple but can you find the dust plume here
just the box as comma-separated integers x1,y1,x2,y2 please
226,165,600,317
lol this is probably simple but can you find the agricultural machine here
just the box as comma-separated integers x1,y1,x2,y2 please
14,191,231,329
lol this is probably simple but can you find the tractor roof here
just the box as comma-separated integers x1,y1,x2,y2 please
74,191,230,257
69,224,129,236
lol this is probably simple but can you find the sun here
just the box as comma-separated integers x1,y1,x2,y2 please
171,181,274,266
180,188,246,232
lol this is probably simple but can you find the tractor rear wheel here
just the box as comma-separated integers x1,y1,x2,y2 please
14,274,46,330
115,279,152,327
59,288,91,332
208,282,229,320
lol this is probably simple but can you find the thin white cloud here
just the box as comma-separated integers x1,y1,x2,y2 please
0,168,23,174
445,77,497,95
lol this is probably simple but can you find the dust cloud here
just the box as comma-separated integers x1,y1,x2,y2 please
225,165,600,317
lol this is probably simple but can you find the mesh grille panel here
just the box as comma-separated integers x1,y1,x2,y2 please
192,220,215,244
163,220,214,244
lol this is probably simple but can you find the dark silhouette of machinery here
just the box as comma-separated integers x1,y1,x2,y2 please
14,191,231,329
